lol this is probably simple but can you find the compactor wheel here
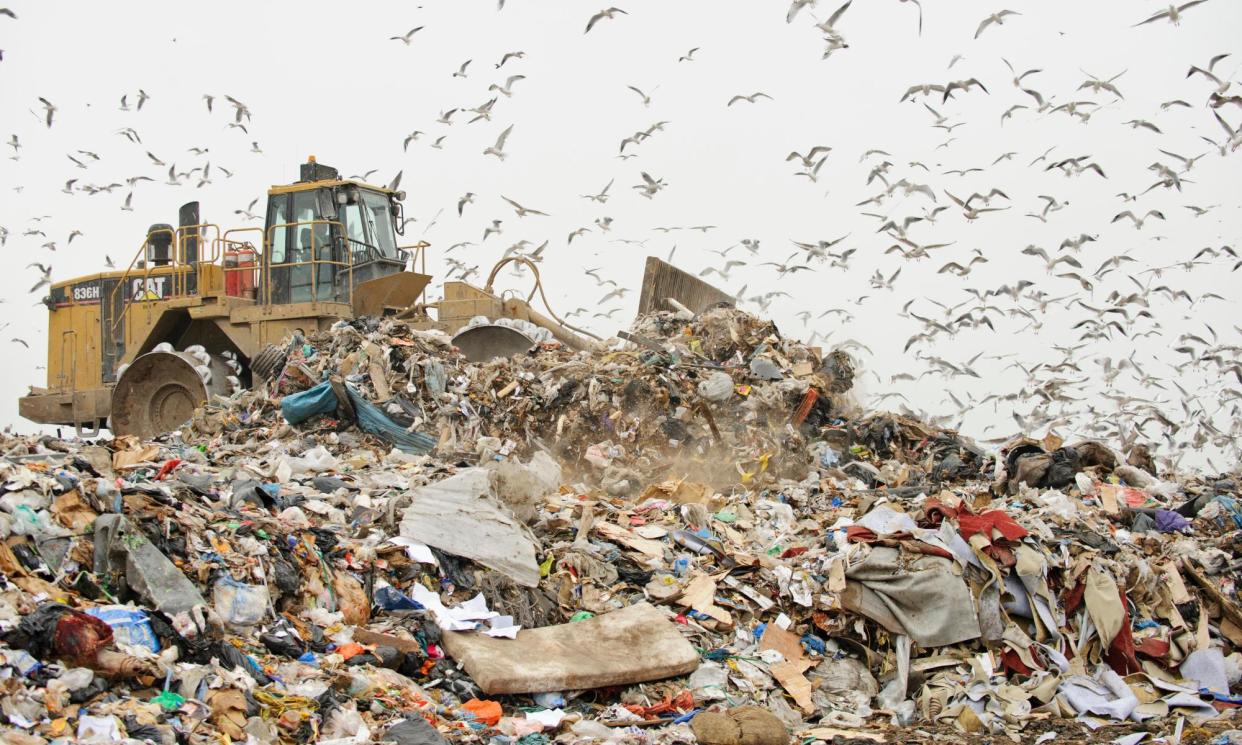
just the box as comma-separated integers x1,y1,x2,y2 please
110,349,235,439
451,324,539,362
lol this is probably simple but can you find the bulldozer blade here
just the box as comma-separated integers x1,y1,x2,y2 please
636,256,736,316
451,324,538,363
352,272,432,317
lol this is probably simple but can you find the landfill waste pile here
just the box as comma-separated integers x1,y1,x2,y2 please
2,305,1242,745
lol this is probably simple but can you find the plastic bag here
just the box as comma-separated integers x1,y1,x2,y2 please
689,661,729,701
697,371,734,402
84,605,160,653
213,577,269,628
283,445,339,475
281,380,338,424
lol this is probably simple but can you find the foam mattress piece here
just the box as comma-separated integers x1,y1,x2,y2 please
441,601,700,694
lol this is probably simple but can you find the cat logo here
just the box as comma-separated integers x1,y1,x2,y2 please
131,276,168,301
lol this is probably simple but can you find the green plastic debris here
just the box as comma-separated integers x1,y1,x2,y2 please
569,611,595,622
152,689,185,711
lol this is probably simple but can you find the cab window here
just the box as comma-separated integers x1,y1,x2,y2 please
361,191,398,259
339,201,367,252
267,194,289,263
291,191,330,259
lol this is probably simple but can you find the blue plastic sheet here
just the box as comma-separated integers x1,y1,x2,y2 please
344,383,436,454
1216,496,1242,529
281,379,435,454
280,381,338,424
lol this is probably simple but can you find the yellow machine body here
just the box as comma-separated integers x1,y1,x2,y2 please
19,159,595,437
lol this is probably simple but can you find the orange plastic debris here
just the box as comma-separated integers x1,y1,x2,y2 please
462,698,503,726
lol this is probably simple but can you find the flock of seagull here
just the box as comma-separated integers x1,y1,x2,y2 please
2,2,1241,473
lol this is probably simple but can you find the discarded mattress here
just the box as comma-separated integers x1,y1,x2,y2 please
440,601,700,694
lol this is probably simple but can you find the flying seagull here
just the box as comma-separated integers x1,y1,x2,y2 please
1135,2,1210,26
727,92,773,106
585,7,627,33
389,26,424,44
975,10,1020,39
484,124,514,160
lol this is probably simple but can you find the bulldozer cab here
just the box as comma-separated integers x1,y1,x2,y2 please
263,158,407,305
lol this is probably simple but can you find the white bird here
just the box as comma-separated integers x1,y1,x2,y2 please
488,75,526,97
37,97,56,127
727,92,773,106
975,9,1019,39
585,7,627,34
627,85,654,107
1135,1,1209,27
501,195,549,217
582,179,614,203
483,124,514,160
633,172,666,198
786,0,816,22
469,98,498,123
495,51,525,69
389,26,425,44
1079,69,1126,98
1111,209,1166,229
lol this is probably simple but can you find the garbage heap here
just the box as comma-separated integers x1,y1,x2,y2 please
1,305,1241,745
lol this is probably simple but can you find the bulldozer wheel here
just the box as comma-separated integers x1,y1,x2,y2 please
250,344,287,383
111,350,232,439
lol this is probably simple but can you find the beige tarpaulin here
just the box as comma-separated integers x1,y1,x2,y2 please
841,546,982,647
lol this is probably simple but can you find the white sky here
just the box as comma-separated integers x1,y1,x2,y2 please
1,1,1239,471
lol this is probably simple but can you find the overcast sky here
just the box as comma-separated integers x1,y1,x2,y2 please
1,1,1239,470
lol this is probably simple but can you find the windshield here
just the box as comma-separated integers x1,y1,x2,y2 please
360,190,398,259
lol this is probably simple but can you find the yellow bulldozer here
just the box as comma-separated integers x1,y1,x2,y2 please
20,157,734,440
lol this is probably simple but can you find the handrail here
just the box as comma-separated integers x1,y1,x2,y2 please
171,223,223,296
100,215,413,328
108,226,176,333
263,219,351,306
107,223,223,333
